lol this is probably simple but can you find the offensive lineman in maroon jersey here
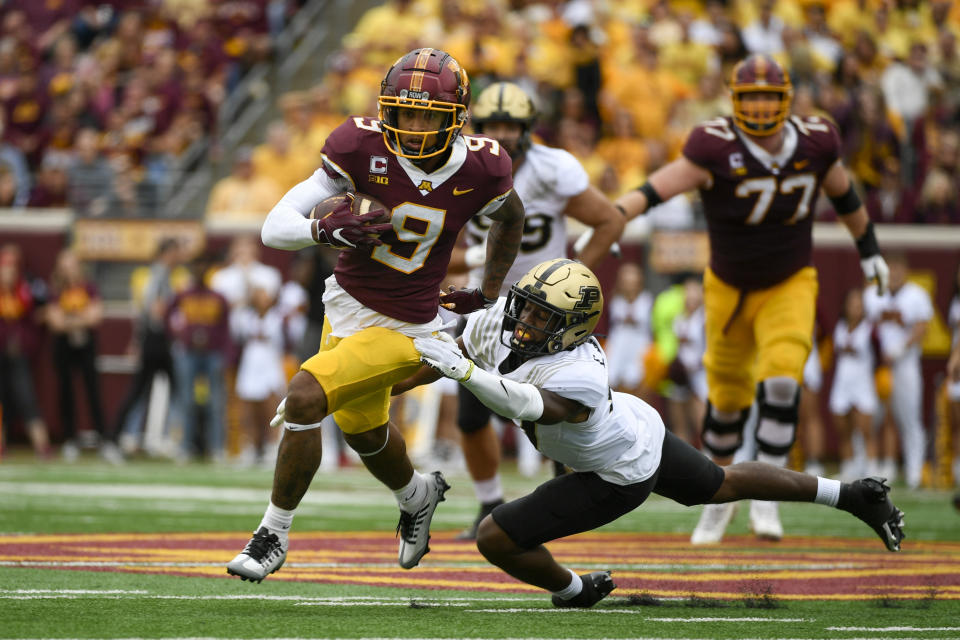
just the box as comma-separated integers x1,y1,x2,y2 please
616,54,890,544
227,48,524,581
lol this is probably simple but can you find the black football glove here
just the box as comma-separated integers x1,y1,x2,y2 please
315,200,393,249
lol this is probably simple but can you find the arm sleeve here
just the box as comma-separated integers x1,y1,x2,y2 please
461,366,544,422
260,168,350,250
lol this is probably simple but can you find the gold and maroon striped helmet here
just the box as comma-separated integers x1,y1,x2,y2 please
729,54,793,137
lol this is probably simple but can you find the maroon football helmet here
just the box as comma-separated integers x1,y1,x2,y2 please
378,48,471,160
729,54,793,137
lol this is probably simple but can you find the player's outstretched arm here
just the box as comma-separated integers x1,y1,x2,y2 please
615,157,710,221
822,161,889,295
565,185,626,270
413,334,586,424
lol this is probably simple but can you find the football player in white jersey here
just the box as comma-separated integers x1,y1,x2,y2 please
404,258,904,608
446,82,625,538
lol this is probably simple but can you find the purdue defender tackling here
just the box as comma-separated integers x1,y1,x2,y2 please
405,258,904,608
443,82,624,539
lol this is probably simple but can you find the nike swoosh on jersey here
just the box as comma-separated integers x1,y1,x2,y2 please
453,186,474,195
332,228,356,247
793,159,810,169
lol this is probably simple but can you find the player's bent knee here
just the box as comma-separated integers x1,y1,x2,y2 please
284,371,329,424
343,422,392,455
701,402,749,458
475,515,517,559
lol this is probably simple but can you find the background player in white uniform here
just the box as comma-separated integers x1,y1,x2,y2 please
668,275,707,445
945,263,960,485
445,82,624,538
829,287,880,481
863,253,933,489
405,258,904,609
605,262,653,395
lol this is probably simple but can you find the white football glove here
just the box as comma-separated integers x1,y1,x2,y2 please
414,334,475,382
861,254,890,295
269,397,286,429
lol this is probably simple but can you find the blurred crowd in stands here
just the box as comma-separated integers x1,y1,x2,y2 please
0,0,296,215
2,1,960,223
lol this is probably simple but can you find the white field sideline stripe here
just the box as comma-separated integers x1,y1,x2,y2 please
465,609,810,619
9,637,946,640
0,481,396,507
828,627,960,632
0,589,148,594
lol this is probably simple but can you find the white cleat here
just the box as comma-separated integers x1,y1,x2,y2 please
749,499,783,541
691,502,738,545
227,527,288,583
397,471,450,569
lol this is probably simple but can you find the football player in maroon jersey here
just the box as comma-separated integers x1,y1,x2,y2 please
616,54,890,544
227,48,525,581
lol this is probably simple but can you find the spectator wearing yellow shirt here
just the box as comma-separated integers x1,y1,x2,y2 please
252,121,315,193
658,11,719,90
595,108,649,193
205,147,283,223
341,0,435,66
602,38,690,140
828,0,875,49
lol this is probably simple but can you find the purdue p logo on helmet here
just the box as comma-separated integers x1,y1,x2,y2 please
502,258,604,356
379,48,471,160
729,54,793,136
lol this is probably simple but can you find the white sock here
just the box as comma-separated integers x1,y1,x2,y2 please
259,501,295,536
473,475,503,504
814,477,841,507
394,471,428,512
552,569,583,600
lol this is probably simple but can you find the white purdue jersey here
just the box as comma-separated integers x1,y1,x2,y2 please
462,299,666,485
466,143,589,295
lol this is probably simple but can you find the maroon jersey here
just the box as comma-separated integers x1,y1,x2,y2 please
683,115,841,290
320,116,513,323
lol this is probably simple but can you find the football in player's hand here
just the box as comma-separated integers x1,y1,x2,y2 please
309,192,391,225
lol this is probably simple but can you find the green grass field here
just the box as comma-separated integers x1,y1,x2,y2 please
2,450,960,640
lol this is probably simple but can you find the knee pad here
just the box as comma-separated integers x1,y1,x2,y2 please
701,403,750,458
755,377,800,457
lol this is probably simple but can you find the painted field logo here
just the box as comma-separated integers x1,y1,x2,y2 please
1,531,957,601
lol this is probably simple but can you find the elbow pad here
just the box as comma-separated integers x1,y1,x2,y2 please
461,366,544,422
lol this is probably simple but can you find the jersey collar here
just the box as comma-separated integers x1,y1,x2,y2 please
398,136,468,196
735,120,798,175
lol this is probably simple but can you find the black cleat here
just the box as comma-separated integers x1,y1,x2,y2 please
551,570,616,608
839,477,905,552
226,527,288,582
455,499,504,541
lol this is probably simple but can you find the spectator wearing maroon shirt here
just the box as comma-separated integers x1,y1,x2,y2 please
165,255,231,462
46,248,122,464
0,243,51,458
28,151,70,207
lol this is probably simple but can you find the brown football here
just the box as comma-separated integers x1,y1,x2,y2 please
308,192,390,223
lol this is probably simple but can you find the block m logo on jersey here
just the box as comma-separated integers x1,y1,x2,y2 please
574,285,601,311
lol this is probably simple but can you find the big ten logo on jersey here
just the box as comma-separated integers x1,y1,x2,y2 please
368,156,389,185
